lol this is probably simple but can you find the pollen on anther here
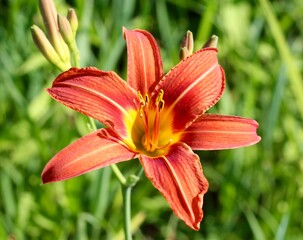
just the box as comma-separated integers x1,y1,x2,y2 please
144,94,149,104
158,100,165,111
155,89,165,111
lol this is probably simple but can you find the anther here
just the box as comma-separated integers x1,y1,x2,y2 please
144,94,149,105
155,90,164,106
158,101,164,111
155,89,165,112
138,91,145,106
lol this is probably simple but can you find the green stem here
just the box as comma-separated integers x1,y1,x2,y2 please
87,116,97,131
136,167,144,178
112,164,127,185
70,40,80,68
122,186,133,240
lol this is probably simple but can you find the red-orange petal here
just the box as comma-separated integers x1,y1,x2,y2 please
48,67,138,137
182,114,261,150
42,129,137,183
124,28,164,94
139,143,209,230
153,48,225,132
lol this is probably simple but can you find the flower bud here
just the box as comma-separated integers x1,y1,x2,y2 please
39,0,70,63
179,47,189,61
202,35,218,49
181,31,194,53
31,25,70,71
67,8,78,36
58,14,74,46
39,0,58,43
180,30,194,60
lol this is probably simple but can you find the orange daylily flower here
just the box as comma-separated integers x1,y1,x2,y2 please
42,28,261,230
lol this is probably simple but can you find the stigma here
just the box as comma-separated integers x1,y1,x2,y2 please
137,90,166,152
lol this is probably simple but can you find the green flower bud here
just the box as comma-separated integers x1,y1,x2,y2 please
202,35,218,49
31,25,70,71
179,47,189,61
58,14,74,46
67,8,78,36
180,30,194,60
181,31,194,53
39,0,70,63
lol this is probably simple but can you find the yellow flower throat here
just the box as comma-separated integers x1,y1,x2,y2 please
124,90,180,157
138,90,167,152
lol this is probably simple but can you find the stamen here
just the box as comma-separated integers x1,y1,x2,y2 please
144,94,149,105
138,91,149,107
137,89,169,153
138,91,145,106
155,90,164,107
138,91,151,150
158,100,164,111
150,90,165,152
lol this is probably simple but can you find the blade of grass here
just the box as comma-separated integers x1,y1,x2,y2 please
1,172,16,219
156,0,179,62
275,213,290,240
77,0,95,67
91,167,112,239
258,0,303,119
263,65,287,151
196,0,218,45
244,209,266,240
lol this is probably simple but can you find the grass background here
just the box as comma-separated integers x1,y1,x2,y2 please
1,0,303,239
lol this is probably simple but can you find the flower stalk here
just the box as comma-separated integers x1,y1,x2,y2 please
123,185,133,240
121,170,143,240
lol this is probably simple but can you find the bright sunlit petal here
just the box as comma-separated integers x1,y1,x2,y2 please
182,114,261,150
139,143,209,230
153,48,225,132
48,67,139,137
124,28,164,94
42,129,137,183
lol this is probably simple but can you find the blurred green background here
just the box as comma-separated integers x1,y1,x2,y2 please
1,0,303,239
